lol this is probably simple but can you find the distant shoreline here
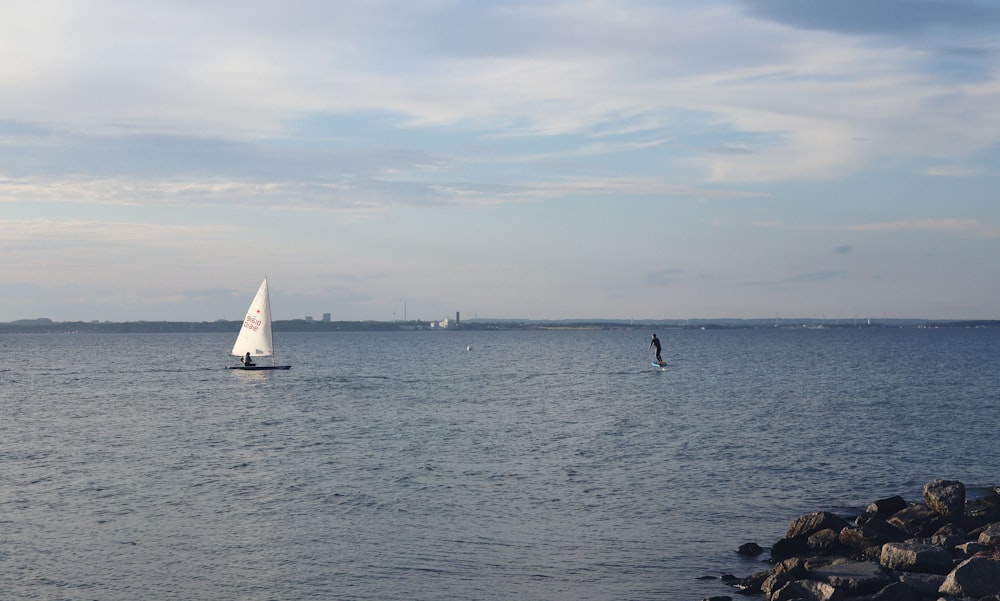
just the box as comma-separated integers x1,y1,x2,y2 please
1,318,998,334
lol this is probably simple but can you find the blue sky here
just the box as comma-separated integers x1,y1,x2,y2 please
2,0,999,321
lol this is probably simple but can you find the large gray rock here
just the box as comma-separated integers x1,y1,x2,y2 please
773,557,809,580
869,581,916,601
978,522,1000,545
808,528,842,554
896,572,946,598
839,525,890,551
736,542,764,556
808,559,893,595
856,511,908,543
939,556,1000,598
879,541,953,574
798,579,843,601
963,493,1000,530
888,504,948,538
770,535,810,560
770,580,812,601
760,571,795,599
867,495,908,516
786,511,850,539
923,479,965,517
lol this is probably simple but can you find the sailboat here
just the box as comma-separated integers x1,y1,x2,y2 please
228,277,291,370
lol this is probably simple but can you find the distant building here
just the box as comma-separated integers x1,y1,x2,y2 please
305,316,313,322
433,312,461,329
322,313,331,322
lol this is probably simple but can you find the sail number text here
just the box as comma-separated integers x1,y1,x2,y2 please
243,316,262,332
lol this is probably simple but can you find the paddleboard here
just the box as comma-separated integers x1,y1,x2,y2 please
651,361,666,368
227,365,292,370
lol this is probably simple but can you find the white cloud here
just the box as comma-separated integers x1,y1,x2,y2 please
849,218,1000,239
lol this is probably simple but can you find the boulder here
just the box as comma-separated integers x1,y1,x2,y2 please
895,571,946,598
869,581,916,601
888,504,948,538
736,542,764,556
808,528,842,555
856,511,908,543
963,493,1000,530
939,556,1000,598
867,495,908,516
808,558,893,595
978,522,1000,545
923,479,965,517
770,580,812,601
760,571,796,599
879,541,953,575
933,522,967,538
798,579,843,601
770,535,810,560
954,541,984,558
773,557,809,580
787,511,850,539
839,525,890,551
735,569,770,595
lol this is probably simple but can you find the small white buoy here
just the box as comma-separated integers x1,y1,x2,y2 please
466,345,472,351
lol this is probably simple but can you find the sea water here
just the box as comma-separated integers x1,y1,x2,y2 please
1,326,998,600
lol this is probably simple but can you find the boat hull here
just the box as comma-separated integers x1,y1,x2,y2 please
227,365,291,370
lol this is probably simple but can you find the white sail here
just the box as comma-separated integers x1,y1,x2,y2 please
231,278,275,358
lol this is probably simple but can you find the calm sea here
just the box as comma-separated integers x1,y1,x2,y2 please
2,327,998,600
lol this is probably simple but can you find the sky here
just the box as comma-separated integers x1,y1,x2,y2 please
2,0,999,322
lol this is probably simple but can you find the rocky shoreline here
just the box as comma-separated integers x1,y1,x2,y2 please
708,479,1000,601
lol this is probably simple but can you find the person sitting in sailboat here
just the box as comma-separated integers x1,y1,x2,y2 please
242,352,255,367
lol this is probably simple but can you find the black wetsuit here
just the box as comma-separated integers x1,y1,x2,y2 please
650,336,662,364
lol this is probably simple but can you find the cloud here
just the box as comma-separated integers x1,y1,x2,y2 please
926,166,981,177
849,218,1000,238
738,0,1000,37
1,0,996,191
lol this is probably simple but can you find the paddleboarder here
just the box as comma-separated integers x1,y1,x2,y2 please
649,333,663,366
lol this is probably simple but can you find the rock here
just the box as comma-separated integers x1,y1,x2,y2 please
939,556,1000,598
808,528,842,555
798,579,843,601
923,479,965,517
978,522,1000,545
736,542,764,556
770,581,812,601
773,557,809,579
867,495,908,516
869,581,916,601
726,484,1000,600
839,525,888,551
761,571,796,599
735,569,771,595
964,494,1000,530
896,571,946,598
888,504,948,538
787,511,851,539
879,541,953,574
933,522,967,539
856,511,908,543
808,558,893,595
955,541,984,558
771,535,810,560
